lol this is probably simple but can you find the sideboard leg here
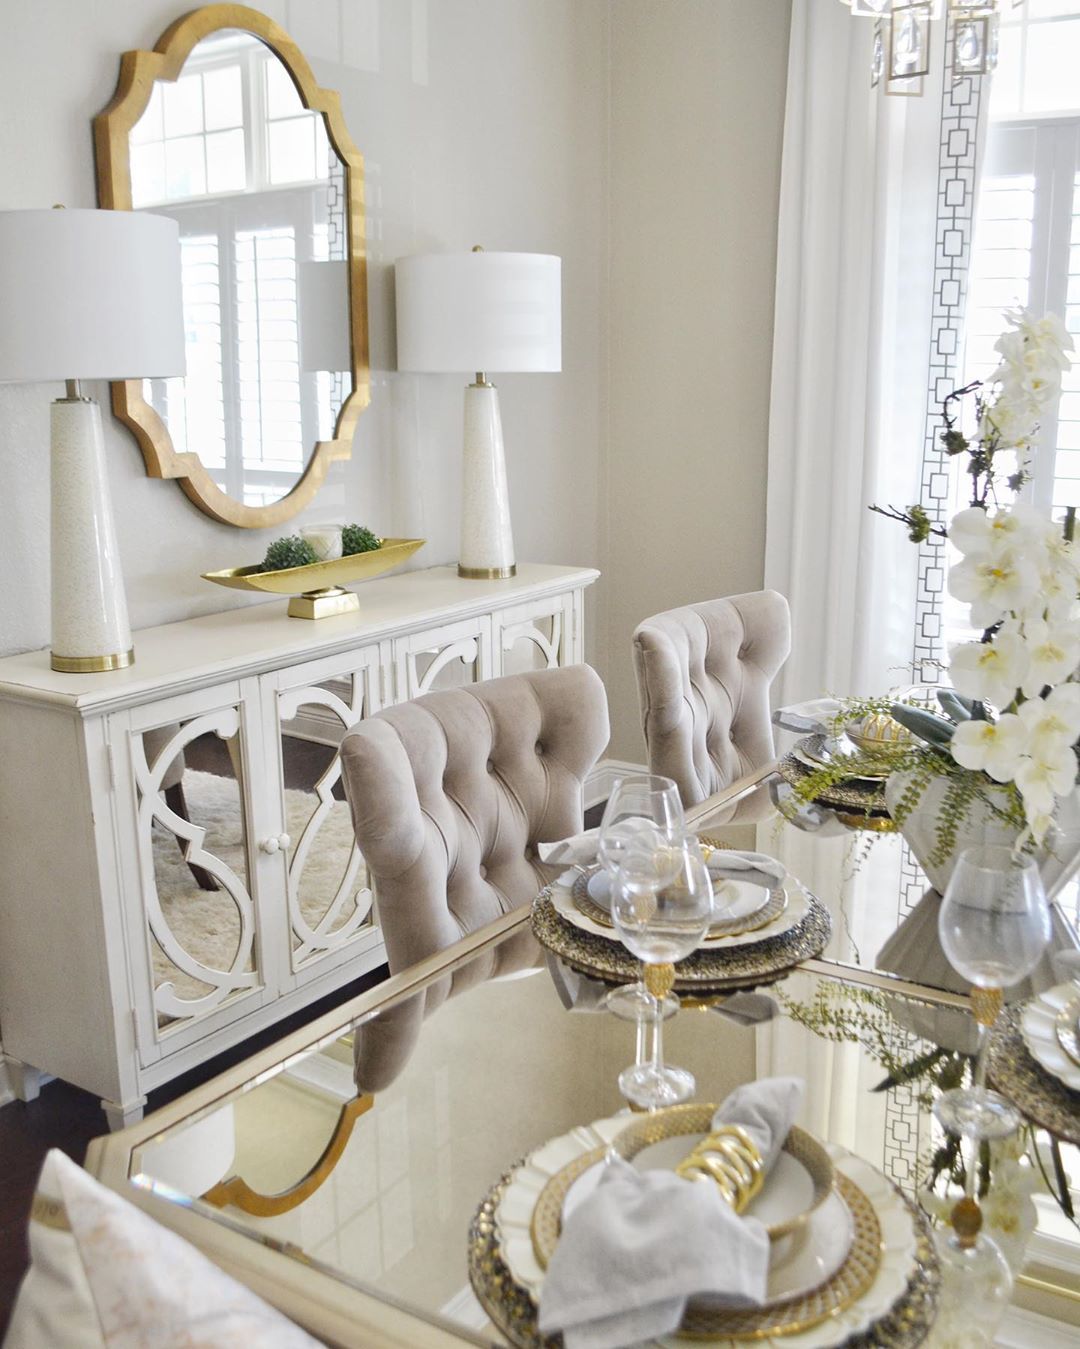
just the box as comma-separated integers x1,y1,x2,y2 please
5,1056,44,1103
102,1095,146,1132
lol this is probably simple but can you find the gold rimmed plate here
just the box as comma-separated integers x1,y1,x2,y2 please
482,1124,933,1348
1054,988,1080,1070
525,1114,881,1340
531,1107,834,1264
794,734,893,783
570,869,787,941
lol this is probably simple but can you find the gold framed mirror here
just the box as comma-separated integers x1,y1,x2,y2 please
94,4,369,528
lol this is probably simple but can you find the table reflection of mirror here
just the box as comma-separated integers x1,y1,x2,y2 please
94,6,369,528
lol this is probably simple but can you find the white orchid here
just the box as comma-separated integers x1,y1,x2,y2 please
948,503,1048,558
1015,745,1077,824
1020,621,1080,697
948,548,1042,630
950,633,1028,709
1018,683,1080,746
951,714,1028,783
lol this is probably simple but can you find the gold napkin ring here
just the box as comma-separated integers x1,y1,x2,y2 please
674,1123,765,1212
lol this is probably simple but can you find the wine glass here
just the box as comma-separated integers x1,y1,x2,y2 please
934,845,1051,1140
596,774,686,1021
612,839,713,1108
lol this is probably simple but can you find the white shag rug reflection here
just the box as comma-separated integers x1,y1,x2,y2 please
151,770,364,1012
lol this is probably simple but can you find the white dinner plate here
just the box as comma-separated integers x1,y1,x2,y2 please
553,876,809,950
1021,980,1080,1092
587,868,775,931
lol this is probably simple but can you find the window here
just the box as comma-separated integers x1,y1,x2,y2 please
131,33,341,506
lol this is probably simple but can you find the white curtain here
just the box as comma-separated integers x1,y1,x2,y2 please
765,0,950,705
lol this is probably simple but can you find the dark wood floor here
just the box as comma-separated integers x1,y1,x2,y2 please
0,963,387,1340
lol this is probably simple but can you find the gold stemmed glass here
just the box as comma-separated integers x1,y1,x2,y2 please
596,773,685,1022
611,839,713,1108
934,845,1051,1140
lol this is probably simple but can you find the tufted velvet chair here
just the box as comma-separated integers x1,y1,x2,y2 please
632,591,790,807
339,664,609,979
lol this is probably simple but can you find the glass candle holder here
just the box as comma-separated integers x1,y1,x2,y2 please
300,523,343,561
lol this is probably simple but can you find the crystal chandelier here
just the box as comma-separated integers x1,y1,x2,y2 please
839,1,1023,96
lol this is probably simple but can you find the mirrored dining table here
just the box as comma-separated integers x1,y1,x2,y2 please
86,760,1080,1347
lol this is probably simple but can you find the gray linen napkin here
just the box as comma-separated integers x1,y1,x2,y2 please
537,1077,803,1349
771,698,843,736
538,831,785,896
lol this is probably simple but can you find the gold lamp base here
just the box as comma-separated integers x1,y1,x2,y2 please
51,648,135,673
287,587,361,620
457,564,516,580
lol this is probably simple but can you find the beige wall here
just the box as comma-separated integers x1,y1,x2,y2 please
0,0,607,655
601,0,791,759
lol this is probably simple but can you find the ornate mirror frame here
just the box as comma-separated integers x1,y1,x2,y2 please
93,4,370,529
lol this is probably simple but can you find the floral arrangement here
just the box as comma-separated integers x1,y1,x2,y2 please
870,308,1077,849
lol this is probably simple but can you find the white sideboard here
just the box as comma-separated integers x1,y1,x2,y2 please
0,563,598,1128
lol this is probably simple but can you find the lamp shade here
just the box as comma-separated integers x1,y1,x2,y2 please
0,208,185,383
395,251,561,374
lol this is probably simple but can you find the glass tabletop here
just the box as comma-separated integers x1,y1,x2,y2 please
89,862,1080,1344
687,754,1080,998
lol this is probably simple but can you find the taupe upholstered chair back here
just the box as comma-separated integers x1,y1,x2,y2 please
340,664,609,977
632,591,790,807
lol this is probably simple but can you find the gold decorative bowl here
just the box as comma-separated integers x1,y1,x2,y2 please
202,537,426,618
845,711,914,758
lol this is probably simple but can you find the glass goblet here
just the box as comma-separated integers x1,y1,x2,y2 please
596,773,685,1021
934,845,1051,1140
612,840,713,1108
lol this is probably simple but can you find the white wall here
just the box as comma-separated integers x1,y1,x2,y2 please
602,0,791,758
0,0,792,762
0,0,607,655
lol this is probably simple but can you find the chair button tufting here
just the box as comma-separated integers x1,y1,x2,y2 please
486,759,495,773
535,741,544,756
479,864,488,879
524,844,535,860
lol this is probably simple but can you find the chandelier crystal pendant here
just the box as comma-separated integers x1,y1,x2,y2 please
840,0,1022,94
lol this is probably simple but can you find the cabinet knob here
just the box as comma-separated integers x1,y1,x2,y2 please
260,837,280,855
278,832,291,851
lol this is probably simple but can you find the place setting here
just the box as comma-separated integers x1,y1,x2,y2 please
468,1076,940,1348
989,972,1080,1146
531,773,832,1000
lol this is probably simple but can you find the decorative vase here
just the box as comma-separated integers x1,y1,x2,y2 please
885,770,1080,897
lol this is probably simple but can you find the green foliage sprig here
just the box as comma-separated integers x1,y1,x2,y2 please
342,523,381,555
262,535,318,571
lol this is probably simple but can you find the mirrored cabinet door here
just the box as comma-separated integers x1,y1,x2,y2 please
495,594,581,675
267,648,386,982
392,618,495,701
114,685,271,1057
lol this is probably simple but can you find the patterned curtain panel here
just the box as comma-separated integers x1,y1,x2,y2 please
765,2,993,1195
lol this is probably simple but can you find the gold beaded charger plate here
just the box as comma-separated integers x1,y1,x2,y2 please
471,1121,938,1347
533,885,831,993
778,750,890,820
990,1003,1080,1146
531,1107,836,1263
570,869,788,941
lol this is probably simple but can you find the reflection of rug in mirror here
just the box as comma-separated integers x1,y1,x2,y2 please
151,770,364,1014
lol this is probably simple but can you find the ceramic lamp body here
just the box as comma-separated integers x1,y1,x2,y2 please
459,383,515,578
50,398,133,671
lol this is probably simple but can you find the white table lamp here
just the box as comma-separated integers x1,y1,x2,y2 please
395,249,561,578
0,209,185,671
